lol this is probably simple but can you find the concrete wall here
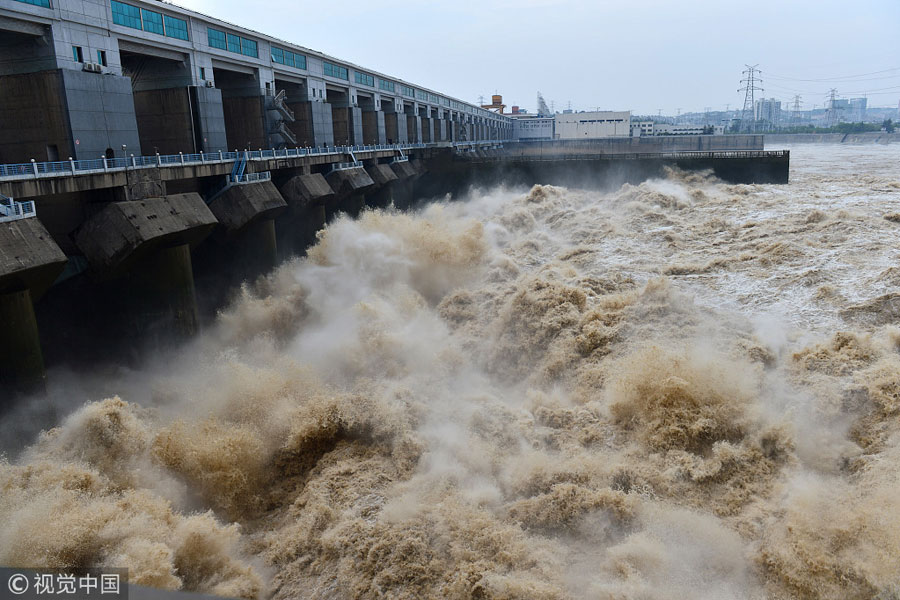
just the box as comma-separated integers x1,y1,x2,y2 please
362,110,386,145
286,100,333,147
133,87,194,155
764,132,897,145
332,106,351,146
0,70,72,163
502,135,765,158
190,85,228,153
222,95,265,150
61,68,141,160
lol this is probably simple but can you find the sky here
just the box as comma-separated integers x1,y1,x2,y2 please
176,0,900,115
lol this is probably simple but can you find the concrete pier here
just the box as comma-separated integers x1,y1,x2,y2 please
0,218,67,395
365,163,398,208
0,288,43,394
129,242,200,340
276,173,335,255
74,194,216,341
325,167,375,217
207,179,287,273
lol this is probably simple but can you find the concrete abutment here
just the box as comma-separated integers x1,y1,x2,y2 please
0,217,68,398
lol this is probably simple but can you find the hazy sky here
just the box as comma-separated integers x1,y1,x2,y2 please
177,0,900,115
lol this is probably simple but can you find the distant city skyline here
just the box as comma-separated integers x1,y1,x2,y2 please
175,0,899,115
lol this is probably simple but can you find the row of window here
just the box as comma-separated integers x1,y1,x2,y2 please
378,80,395,93
354,72,374,87
110,1,189,41
208,27,258,58
323,62,349,80
401,85,415,98
272,47,307,70
14,0,51,7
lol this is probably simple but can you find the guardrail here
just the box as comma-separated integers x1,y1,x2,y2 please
0,195,36,223
0,141,516,183
328,162,363,173
231,171,271,183
0,143,437,182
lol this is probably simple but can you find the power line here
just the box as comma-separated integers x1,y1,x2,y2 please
766,66,900,82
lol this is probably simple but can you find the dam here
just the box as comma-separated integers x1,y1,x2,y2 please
0,0,788,399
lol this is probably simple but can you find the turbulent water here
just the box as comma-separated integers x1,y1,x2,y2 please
3,144,900,599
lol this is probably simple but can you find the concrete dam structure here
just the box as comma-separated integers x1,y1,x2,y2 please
0,0,789,400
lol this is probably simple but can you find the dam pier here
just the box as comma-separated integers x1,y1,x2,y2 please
0,0,788,399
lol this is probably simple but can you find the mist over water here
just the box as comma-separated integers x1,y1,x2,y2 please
3,144,900,599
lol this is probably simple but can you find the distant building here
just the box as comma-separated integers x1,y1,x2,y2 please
554,111,631,139
631,122,723,136
631,121,655,136
829,99,850,110
849,98,868,121
512,116,555,140
754,98,782,126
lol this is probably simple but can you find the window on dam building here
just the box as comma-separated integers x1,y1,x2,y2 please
379,80,395,93
13,0,51,7
354,72,374,87
164,15,189,40
272,47,307,70
323,62,349,81
141,9,164,35
208,27,257,57
111,1,190,41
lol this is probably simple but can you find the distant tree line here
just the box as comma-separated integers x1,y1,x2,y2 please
730,120,894,134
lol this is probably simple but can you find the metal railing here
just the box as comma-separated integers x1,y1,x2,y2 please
328,161,363,173
231,171,271,183
0,141,541,183
0,143,443,182
0,195,36,223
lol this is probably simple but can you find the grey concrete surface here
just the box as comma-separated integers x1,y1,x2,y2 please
74,193,217,276
208,180,287,234
0,217,67,298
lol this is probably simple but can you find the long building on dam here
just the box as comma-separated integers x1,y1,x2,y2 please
0,0,789,401
0,0,513,162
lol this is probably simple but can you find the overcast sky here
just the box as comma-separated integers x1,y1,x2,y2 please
176,0,900,115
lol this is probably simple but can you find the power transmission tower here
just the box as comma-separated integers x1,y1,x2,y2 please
738,64,763,133
826,88,839,127
791,95,802,126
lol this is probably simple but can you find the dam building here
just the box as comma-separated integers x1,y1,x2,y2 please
0,0,788,402
0,0,514,164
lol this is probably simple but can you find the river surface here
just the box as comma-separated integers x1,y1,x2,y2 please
3,144,900,599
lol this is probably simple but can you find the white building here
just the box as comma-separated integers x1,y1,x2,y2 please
631,121,655,136
632,122,724,136
512,116,555,140
554,111,631,139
